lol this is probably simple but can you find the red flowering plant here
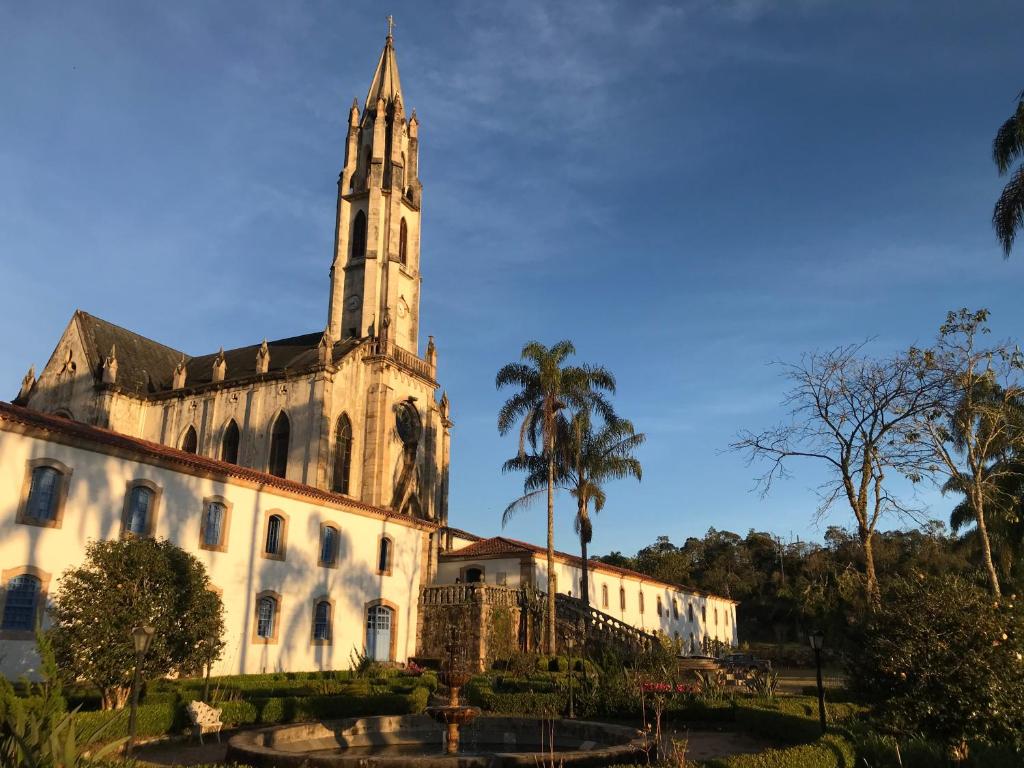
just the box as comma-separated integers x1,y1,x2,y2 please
404,660,425,677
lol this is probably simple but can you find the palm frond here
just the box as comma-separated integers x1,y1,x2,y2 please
993,161,1024,257
501,488,549,527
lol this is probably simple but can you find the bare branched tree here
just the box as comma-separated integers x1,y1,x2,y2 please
908,308,1024,597
732,344,943,607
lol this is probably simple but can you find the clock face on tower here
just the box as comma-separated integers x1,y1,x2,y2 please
395,401,421,446
345,294,361,311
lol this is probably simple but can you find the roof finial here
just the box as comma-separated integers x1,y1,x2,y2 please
386,14,395,40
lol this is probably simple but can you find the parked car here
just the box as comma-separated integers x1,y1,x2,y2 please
722,653,771,672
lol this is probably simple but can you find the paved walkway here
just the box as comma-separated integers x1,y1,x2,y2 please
670,728,775,761
136,737,228,766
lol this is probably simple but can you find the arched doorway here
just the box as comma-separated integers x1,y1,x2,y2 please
366,604,394,661
464,568,483,583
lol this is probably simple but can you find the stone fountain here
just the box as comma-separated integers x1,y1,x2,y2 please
426,642,481,754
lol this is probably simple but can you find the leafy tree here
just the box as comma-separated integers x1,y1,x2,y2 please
909,308,1024,596
733,345,944,606
49,538,225,709
852,573,1024,763
496,340,614,652
504,409,644,607
992,89,1024,257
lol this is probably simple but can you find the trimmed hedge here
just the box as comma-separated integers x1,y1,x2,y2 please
76,702,183,741
702,733,856,768
73,687,429,742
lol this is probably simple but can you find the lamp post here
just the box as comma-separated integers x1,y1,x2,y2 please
126,625,156,756
808,630,826,734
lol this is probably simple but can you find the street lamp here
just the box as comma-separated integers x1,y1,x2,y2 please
808,630,826,734
126,625,156,756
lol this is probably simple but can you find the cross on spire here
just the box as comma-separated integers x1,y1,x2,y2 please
386,15,395,39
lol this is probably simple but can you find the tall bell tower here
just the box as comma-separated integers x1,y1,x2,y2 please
327,20,424,354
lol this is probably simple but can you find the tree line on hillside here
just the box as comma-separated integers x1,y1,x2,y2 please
595,523,1003,649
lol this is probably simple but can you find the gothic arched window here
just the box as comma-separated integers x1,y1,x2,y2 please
180,425,198,454
351,211,367,259
221,420,240,464
398,218,408,265
268,412,289,478
601,584,609,609
619,587,626,611
332,414,353,494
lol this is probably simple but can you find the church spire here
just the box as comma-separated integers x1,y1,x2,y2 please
364,18,403,109
327,17,424,354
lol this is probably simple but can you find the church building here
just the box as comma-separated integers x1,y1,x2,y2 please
0,25,736,681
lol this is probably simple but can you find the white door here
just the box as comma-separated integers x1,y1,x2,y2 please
366,605,393,661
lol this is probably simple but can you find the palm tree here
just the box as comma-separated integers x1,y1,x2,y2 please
992,89,1024,257
496,340,615,653
504,410,644,609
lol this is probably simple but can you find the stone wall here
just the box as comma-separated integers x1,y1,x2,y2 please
416,584,531,671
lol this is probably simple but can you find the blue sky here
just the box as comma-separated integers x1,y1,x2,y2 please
3,1,1024,558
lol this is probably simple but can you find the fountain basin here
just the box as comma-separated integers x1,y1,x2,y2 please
225,714,647,767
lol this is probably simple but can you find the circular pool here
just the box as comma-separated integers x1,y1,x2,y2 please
226,714,647,767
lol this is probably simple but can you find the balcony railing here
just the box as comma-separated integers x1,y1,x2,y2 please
365,339,435,381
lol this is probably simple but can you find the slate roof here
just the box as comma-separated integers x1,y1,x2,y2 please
0,401,435,530
74,311,185,396
73,310,360,397
443,536,737,603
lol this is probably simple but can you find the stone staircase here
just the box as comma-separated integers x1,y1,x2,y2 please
552,592,658,655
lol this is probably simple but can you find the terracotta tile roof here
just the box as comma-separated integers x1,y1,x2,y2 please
0,401,436,531
441,525,484,543
443,536,737,603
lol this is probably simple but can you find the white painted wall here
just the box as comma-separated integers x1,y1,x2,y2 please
534,556,737,650
0,426,428,680
435,556,523,586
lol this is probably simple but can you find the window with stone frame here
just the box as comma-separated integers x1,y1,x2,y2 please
319,524,340,567
120,480,161,539
1,575,41,631
312,599,332,642
221,420,240,464
200,497,230,551
19,461,70,526
332,414,353,494
268,412,289,478
180,425,198,454
398,218,408,265
377,536,393,575
351,210,367,258
265,514,285,558
256,595,277,639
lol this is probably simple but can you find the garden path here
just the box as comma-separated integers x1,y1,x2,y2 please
668,729,776,761
136,736,228,766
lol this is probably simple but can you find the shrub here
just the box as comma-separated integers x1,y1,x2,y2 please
851,574,1024,761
